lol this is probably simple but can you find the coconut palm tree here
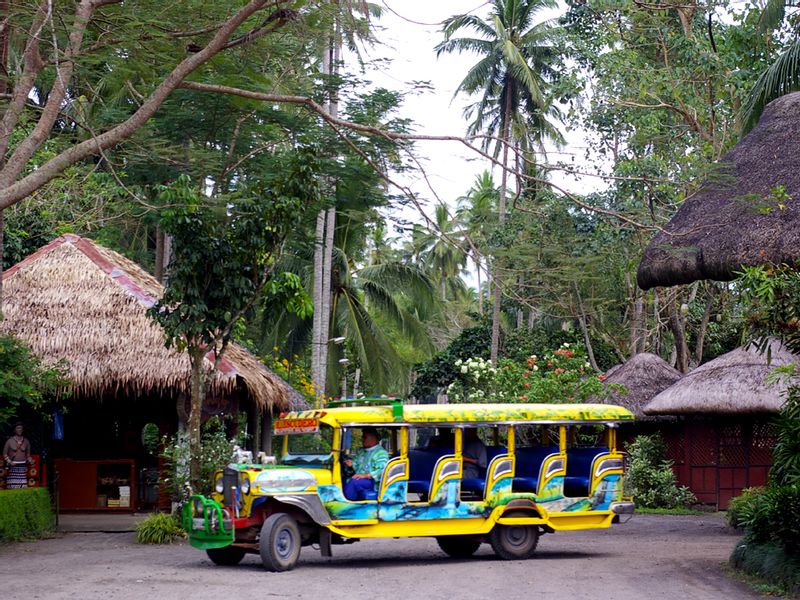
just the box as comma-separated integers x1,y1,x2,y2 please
456,170,499,315
435,0,563,365
740,0,800,131
413,203,468,301
258,237,438,395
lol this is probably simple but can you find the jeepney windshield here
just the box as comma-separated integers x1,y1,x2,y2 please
278,423,334,468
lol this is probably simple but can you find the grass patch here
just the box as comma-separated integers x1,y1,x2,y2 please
135,512,185,544
0,488,54,542
635,506,712,516
730,541,800,598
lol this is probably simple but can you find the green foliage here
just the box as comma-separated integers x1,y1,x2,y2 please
624,435,696,509
160,417,238,501
135,512,186,545
447,343,608,404
0,335,70,428
0,488,54,542
411,321,492,398
731,541,800,597
731,484,800,555
149,157,319,354
772,385,800,487
141,423,160,456
727,487,768,529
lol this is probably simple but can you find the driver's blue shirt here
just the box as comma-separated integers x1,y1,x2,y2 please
352,443,389,482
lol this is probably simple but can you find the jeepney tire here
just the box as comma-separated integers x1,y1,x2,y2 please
436,535,482,558
206,546,246,566
260,513,302,572
489,524,539,560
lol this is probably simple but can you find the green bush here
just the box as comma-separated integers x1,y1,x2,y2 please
765,484,800,555
624,434,696,509
727,487,767,529
160,416,239,500
731,541,800,598
135,512,185,544
0,488,54,542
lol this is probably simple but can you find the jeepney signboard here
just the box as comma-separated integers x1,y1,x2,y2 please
274,418,319,435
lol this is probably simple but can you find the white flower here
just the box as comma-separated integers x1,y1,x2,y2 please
584,362,591,369
460,365,469,374
455,359,463,366
533,365,539,371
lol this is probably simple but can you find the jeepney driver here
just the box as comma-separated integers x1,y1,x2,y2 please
343,427,389,500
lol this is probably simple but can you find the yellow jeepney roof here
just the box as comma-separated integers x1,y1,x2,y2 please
278,403,634,427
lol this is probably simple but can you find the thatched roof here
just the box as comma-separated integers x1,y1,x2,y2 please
589,353,682,419
644,338,798,415
0,234,305,412
637,92,800,290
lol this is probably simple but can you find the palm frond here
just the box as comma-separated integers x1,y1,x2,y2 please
741,38,800,133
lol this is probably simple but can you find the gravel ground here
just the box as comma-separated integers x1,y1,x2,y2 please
0,514,760,600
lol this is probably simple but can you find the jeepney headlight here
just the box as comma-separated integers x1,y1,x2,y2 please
240,475,250,494
214,475,224,494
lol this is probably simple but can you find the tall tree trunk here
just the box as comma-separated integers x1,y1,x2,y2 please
668,294,690,373
311,14,340,402
311,210,326,403
0,0,8,313
693,284,715,366
474,252,483,315
490,93,513,366
188,346,206,490
319,206,336,397
574,282,600,372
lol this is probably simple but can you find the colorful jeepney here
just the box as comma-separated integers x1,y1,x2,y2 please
184,401,636,571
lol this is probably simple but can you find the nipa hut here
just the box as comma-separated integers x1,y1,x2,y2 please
593,353,682,421
589,353,684,465
0,234,305,511
643,338,798,508
637,92,800,290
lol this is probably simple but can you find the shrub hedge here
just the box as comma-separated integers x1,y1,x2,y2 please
731,541,800,598
0,487,54,542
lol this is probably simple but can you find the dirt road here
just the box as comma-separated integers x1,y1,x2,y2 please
1,514,758,600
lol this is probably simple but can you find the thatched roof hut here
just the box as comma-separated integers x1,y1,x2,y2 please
0,234,302,411
637,92,800,290
644,338,798,415
590,353,682,419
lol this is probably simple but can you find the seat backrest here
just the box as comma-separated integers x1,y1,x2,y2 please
515,446,559,478
407,447,453,482
485,445,507,462
566,447,608,476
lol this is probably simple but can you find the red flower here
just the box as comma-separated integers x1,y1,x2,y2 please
598,374,607,381
523,382,531,389
554,368,565,374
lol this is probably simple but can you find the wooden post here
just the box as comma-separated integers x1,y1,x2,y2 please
262,411,273,456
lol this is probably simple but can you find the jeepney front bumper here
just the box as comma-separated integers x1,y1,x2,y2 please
183,495,235,550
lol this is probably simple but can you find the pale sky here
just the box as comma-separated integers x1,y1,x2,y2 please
355,0,598,234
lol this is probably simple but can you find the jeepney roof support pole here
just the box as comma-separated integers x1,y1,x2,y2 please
559,426,567,454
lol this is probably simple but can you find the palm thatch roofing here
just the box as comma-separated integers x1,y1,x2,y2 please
637,92,800,290
589,353,682,420
0,234,306,412
644,338,798,415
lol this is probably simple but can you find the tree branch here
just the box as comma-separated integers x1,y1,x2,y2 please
0,0,289,209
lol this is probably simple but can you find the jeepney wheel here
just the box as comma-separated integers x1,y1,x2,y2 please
436,535,482,558
489,524,539,560
259,513,301,572
206,546,246,566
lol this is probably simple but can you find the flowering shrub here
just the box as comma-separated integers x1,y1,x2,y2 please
447,343,608,404
267,349,316,403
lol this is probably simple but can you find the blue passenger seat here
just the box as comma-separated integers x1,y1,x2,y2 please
407,448,453,495
563,447,607,497
460,445,507,495
512,446,559,493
